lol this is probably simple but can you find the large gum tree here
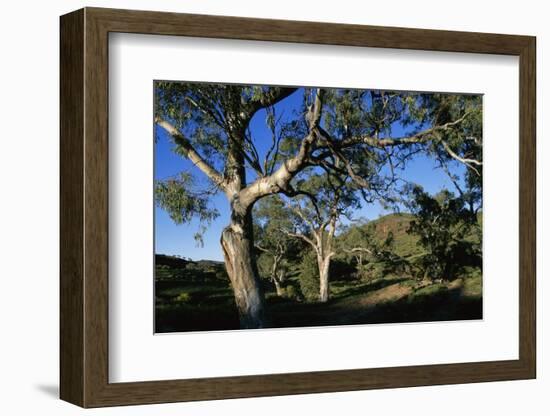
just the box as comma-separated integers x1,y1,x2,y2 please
154,84,482,328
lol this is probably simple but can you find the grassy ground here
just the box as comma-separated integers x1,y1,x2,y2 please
155,274,482,333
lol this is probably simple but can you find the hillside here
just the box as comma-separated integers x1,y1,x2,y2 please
341,211,481,260
338,213,423,260
155,213,426,282
155,254,226,281
155,212,482,332
365,213,422,258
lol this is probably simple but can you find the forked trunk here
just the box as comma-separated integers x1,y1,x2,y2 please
221,211,266,329
271,256,285,296
318,256,331,303
274,279,284,296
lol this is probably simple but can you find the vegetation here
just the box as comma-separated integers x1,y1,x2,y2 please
156,210,482,332
154,83,483,330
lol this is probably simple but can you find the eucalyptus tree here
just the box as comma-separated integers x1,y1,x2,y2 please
254,196,301,296
154,83,482,328
340,223,409,281
339,223,377,279
406,187,482,281
283,171,359,302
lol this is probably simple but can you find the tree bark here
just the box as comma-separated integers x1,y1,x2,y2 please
318,256,331,303
273,279,284,297
271,256,285,296
220,209,266,329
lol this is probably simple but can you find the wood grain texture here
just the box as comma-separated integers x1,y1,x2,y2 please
59,7,537,408
518,38,537,376
59,8,84,407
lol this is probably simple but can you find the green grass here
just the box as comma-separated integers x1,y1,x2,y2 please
155,272,482,332
154,210,483,332
463,273,482,298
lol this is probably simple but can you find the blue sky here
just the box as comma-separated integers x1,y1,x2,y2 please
155,87,466,261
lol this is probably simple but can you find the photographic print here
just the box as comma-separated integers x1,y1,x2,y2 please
154,82,483,333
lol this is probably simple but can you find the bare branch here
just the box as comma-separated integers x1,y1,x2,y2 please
437,155,465,198
283,230,316,249
263,107,285,175
337,110,475,149
155,117,225,189
282,188,322,220
184,96,225,129
344,247,374,255
237,89,325,208
254,244,270,253
288,202,316,230
242,87,298,121
440,140,482,175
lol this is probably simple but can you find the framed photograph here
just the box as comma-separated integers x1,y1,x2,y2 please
60,7,536,408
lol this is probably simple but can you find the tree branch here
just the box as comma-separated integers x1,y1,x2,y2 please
337,110,475,149
440,140,482,175
243,87,298,121
283,230,317,249
156,117,225,189
254,244,270,253
184,96,225,129
344,247,374,255
237,89,325,208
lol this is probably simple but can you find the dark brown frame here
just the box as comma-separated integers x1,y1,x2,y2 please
60,7,536,408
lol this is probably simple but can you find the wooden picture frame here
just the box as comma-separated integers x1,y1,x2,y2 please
60,7,536,408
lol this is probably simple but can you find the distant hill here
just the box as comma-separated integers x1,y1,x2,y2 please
339,213,423,260
349,211,481,260
155,254,192,268
366,213,422,258
155,254,227,281
155,211,480,282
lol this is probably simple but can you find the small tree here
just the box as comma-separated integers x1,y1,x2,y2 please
283,171,359,302
340,223,408,281
407,187,481,281
298,251,321,301
254,196,301,296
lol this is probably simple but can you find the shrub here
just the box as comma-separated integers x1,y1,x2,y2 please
283,284,299,300
175,292,191,303
330,258,357,281
298,252,320,301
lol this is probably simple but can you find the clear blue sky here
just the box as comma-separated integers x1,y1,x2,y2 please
155,87,465,261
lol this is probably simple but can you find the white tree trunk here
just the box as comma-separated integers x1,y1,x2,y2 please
220,210,266,329
273,279,284,297
318,256,331,303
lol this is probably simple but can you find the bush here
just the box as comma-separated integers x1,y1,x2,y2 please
298,252,320,301
175,292,191,303
362,262,386,281
283,284,299,300
330,258,357,281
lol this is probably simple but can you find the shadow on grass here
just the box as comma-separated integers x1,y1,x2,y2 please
332,277,409,299
155,278,482,333
352,286,482,325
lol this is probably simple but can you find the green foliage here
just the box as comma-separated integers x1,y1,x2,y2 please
297,171,361,218
283,284,299,300
155,254,227,282
338,216,412,281
407,186,481,280
155,253,482,332
254,195,304,285
175,292,191,303
298,251,320,301
328,257,357,281
154,173,219,245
